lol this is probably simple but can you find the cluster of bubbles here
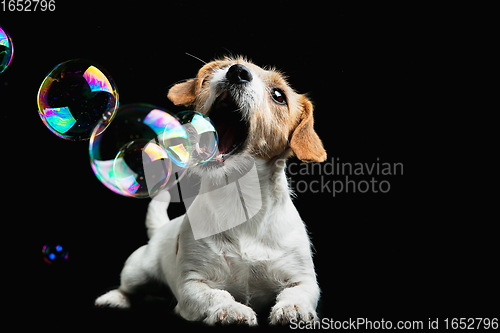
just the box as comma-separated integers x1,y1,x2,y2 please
1,23,254,264
33,58,218,263
0,21,219,263
1,24,220,263
36,59,218,199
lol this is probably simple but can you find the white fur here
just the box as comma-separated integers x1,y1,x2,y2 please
201,64,265,120
95,62,320,325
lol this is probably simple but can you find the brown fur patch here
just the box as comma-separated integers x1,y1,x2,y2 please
289,95,327,163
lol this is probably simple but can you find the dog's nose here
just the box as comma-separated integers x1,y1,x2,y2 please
226,64,253,84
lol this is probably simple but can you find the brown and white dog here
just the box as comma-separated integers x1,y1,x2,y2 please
95,56,326,325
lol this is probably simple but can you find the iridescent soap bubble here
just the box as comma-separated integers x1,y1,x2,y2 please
176,111,218,166
0,25,14,74
42,244,69,264
89,104,188,198
160,114,191,168
37,59,118,140
113,139,172,198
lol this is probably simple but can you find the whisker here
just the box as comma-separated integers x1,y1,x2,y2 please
185,52,221,74
185,52,208,65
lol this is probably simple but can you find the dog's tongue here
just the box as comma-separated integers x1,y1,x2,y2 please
215,123,236,154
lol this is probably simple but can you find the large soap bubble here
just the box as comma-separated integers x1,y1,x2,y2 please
89,104,188,198
37,59,118,140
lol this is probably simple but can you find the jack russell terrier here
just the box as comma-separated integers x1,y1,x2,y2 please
95,56,327,325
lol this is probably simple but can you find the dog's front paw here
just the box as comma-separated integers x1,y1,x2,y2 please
269,301,318,325
95,289,130,308
204,301,257,326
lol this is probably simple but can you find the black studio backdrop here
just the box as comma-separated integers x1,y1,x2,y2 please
2,2,496,328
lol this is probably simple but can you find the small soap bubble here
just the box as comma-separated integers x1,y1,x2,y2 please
0,25,14,74
160,114,191,168
176,111,218,166
89,104,188,198
37,59,118,140
42,244,69,264
113,139,172,198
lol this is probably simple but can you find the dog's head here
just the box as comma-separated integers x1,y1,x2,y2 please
168,56,326,176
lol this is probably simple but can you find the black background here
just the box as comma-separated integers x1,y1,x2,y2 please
2,2,497,330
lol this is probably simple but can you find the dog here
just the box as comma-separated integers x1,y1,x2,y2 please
95,56,326,325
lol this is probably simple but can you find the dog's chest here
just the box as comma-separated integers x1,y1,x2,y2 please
216,237,287,306
223,238,273,279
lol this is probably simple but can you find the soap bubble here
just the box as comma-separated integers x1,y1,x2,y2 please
89,104,188,198
160,114,191,168
113,139,172,198
176,111,218,166
37,59,118,141
0,25,14,74
42,244,69,264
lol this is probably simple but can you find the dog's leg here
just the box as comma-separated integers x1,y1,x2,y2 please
95,245,153,308
176,280,257,326
269,279,320,324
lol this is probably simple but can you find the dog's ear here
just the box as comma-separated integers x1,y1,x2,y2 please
290,95,327,163
167,79,200,106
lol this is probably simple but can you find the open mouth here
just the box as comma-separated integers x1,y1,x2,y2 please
208,91,249,162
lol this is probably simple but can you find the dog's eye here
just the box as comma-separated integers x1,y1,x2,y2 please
270,88,286,105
